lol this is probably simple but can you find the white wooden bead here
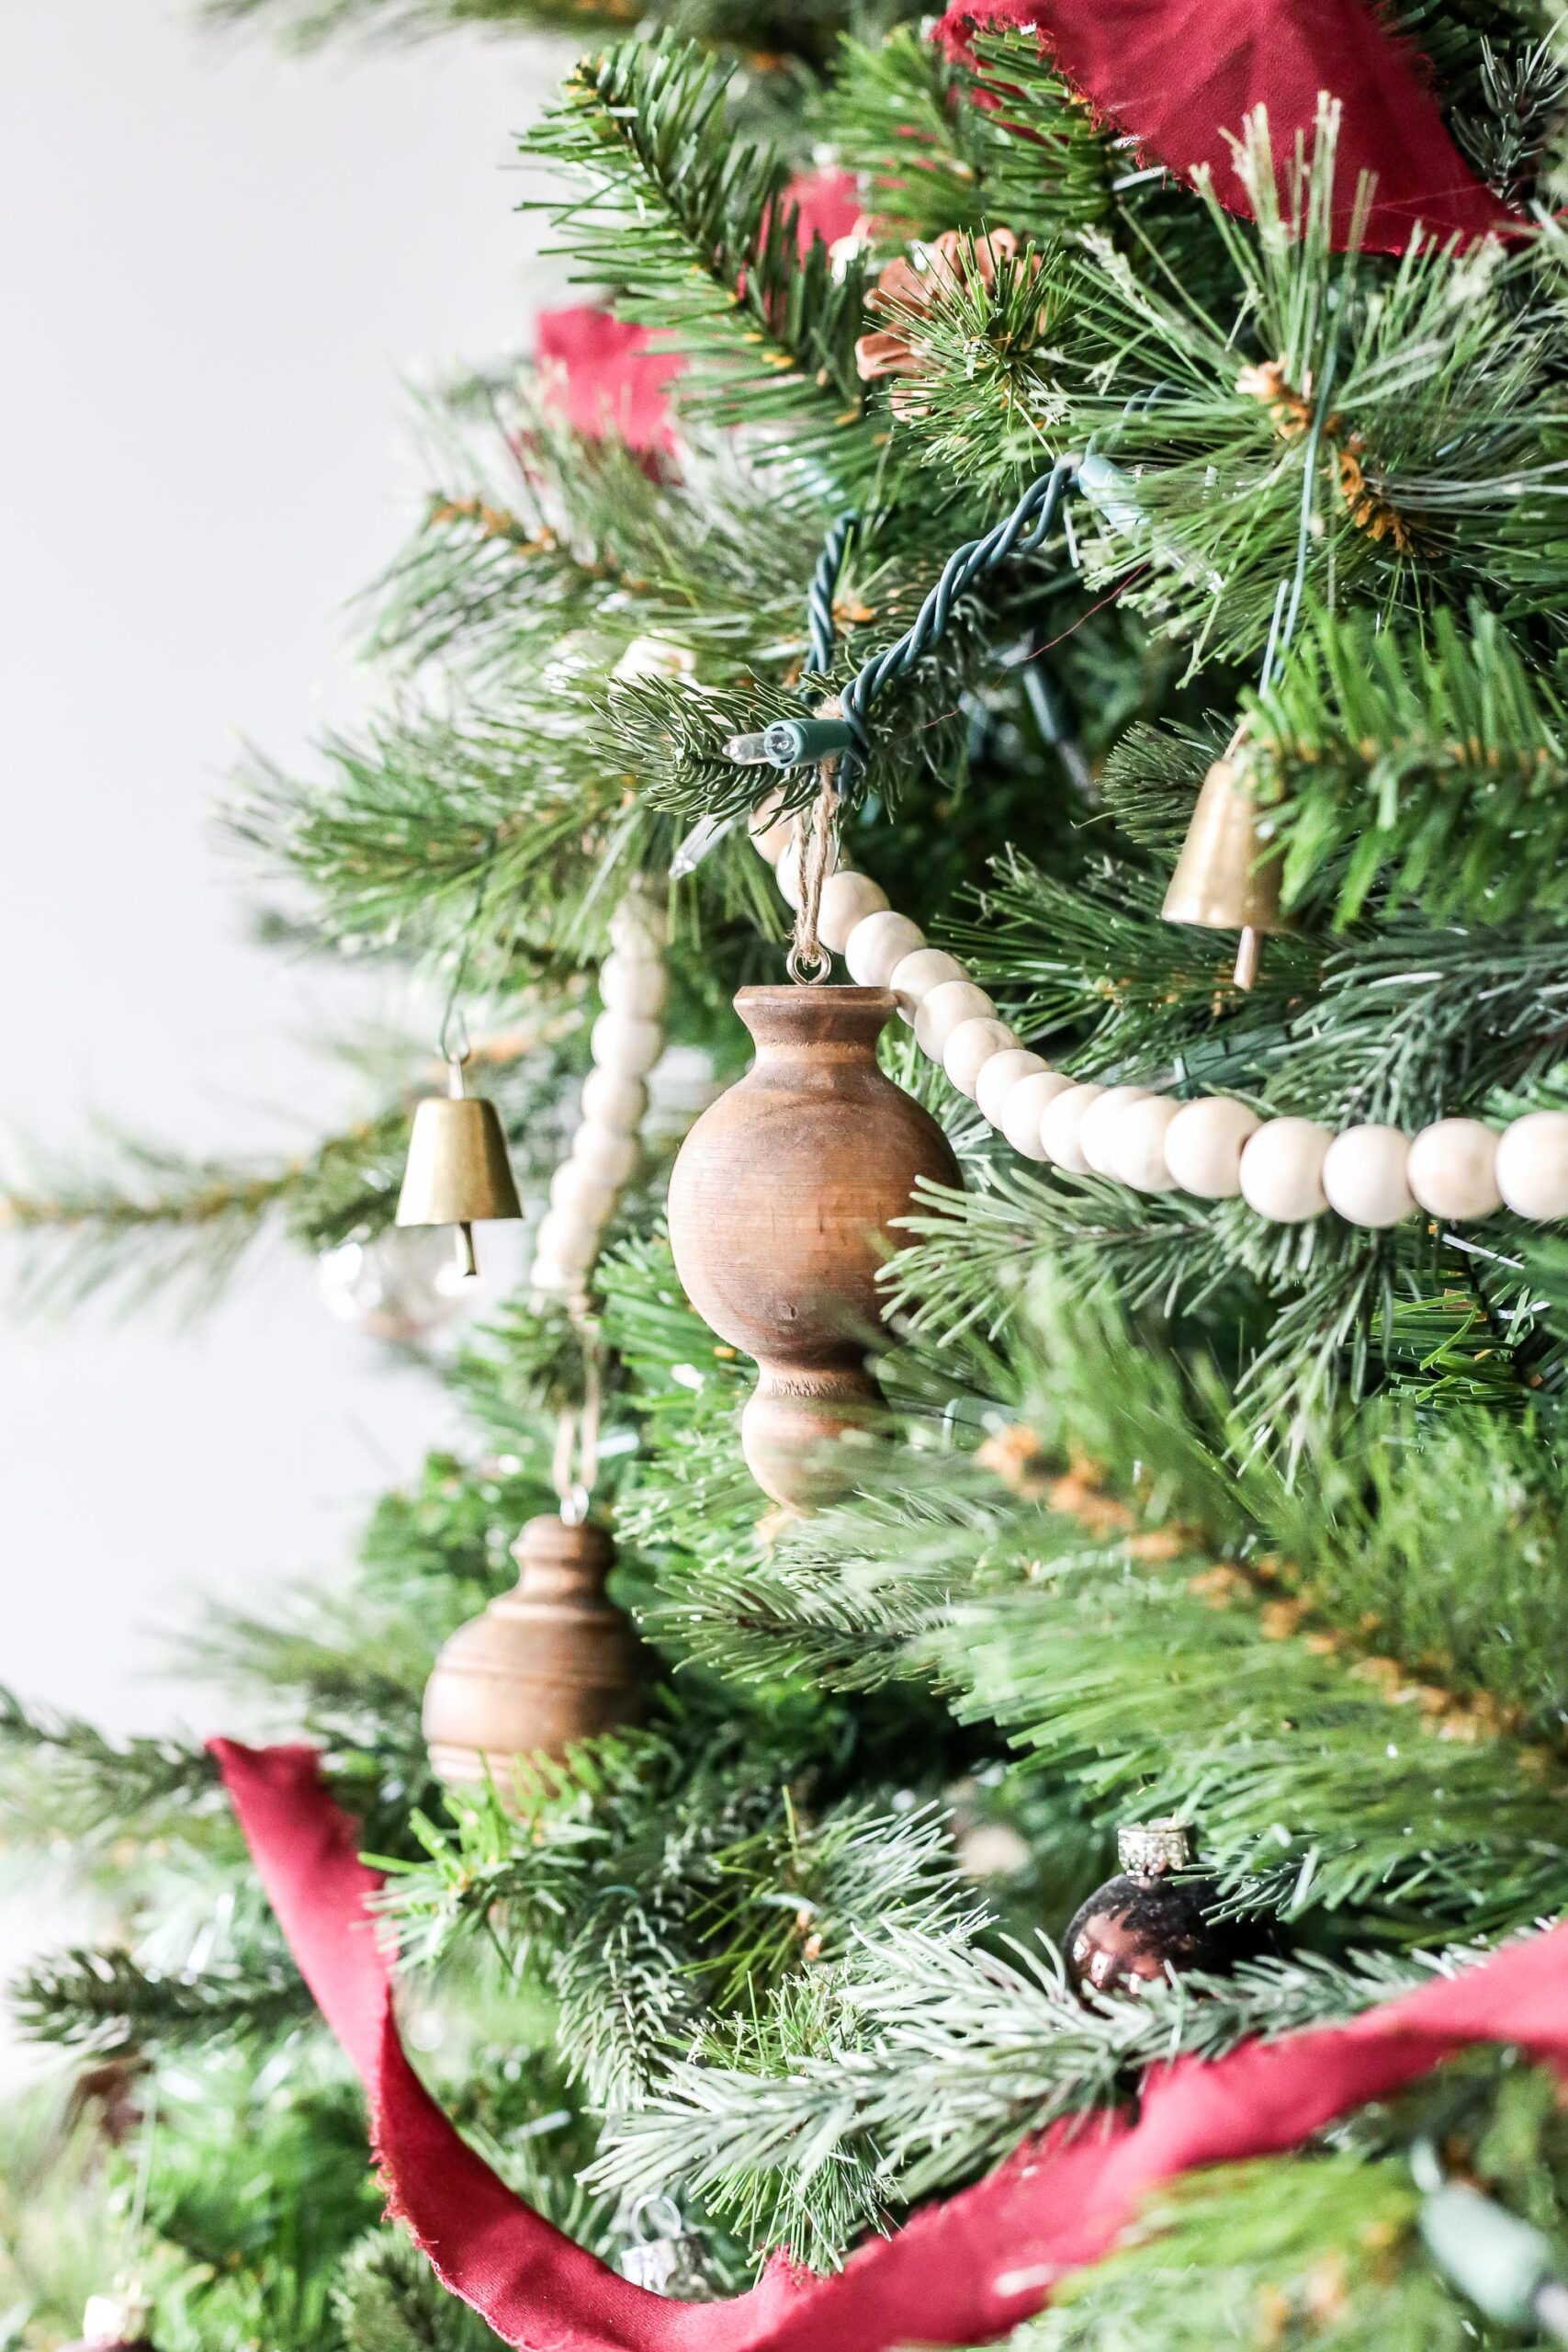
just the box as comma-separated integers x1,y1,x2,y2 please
1239,1118,1332,1223
1108,1095,1182,1193
1079,1086,1154,1179
818,871,891,956
580,1069,647,1134
1322,1125,1415,1228
571,1122,638,1188
889,948,967,1022
1163,1097,1262,1199
1406,1118,1502,1221
976,1047,1048,1128
609,895,666,954
775,829,841,910
1040,1083,1106,1174
748,794,794,865
591,1009,664,1078
534,1206,599,1273
1496,1113,1568,1221
530,1254,577,1297
600,953,669,1018
845,910,925,988
1000,1069,1073,1159
914,979,997,1060
612,634,694,683
550,1161,615,1223
942,1016,1016,1099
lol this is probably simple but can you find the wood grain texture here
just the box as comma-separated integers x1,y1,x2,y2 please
667,985,962,1507
423,1515,643,1797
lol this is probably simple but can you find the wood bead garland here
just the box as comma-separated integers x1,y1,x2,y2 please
1497,1112,1568,1220
581,1069,647,1132
1406,1119,1502,1222
817,871,890,955
667,985,961,1509
890,948,966,1020
423,1514,643,1799
1239,1118,1332,1224
1163,1097,1261,1199
590,1009,663,1078
533,894,666,1301
1003,1069,1073,1158
1041,1083,1105,1174
845,910,925,987
975,1048,1047,1127
1110,1094,1182,1193
1321,1125,1415,1228
943,1016,1015,1099
1078,1086,1153,1179
746,797,1568,1232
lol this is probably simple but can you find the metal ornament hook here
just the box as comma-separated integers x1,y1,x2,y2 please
786,942,833,986
440,1001,472,1077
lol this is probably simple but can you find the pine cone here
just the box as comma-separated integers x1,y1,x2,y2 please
854,228,1025,417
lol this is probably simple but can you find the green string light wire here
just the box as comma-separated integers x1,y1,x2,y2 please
732,456,1081,785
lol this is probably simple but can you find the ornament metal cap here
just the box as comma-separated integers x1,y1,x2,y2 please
396,1060,522,1279
1161,755,1285,989
1117,1816,1193,1879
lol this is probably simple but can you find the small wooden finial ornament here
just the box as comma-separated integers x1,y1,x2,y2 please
423,1514,642,1800
1161,754,1285,990
667,985,961,1510
397,1057,523,1280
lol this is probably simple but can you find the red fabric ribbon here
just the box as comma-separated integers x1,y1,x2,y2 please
536,308,683,459
931,0,1519,252
216,1736,1568,2352
784,170,864,255
534,170,854,461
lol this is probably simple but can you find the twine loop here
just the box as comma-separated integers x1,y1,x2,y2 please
787,733,840,989
552,1315,604,1512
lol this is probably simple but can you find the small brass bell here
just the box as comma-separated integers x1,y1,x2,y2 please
396,1058,523,1278
1161,755,1285,990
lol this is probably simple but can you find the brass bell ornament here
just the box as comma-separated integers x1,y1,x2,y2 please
1161,754,1285,990
396,1056,522,1279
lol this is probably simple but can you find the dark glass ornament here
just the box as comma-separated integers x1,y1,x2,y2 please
1065,1818,1232,2001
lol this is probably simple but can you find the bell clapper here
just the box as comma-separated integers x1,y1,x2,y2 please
1234,924,1262,992
446,1057,479,1282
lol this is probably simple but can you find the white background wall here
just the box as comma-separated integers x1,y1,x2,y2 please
0,2,570,2039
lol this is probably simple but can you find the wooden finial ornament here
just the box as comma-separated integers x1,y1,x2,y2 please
423,1514,643,1800
667,985,961,1510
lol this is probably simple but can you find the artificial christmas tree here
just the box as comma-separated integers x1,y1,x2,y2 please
11,0,1568,2345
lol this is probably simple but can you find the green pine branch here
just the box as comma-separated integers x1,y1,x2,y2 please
820,28,1111,246
12,1943,313,2057
1253,605,1568,925
520,38,879,478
